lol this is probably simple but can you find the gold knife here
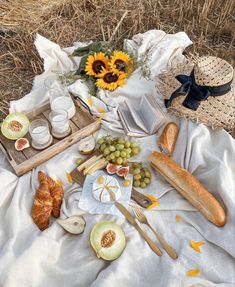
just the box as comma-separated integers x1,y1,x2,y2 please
114,201,162,256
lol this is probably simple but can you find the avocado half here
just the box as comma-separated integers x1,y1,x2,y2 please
90,221,126,261
1,112,30,140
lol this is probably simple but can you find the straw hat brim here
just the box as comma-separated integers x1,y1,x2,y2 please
157,61,235,132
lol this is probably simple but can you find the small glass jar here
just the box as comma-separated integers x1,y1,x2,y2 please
29,119,52,150
49,109,71,139
45,77,76,119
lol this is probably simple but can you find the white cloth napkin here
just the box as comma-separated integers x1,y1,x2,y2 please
0,30,234,287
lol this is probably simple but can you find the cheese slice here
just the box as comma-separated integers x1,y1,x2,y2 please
77,154,103,172
83,158,107,175
92,175,121,203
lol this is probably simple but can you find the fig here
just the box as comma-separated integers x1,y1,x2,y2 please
90,221,126,261
78,135,96,155
15,138,30,151
1,112,29,140
106,163,121,175
57,215,86,234
117,166,129,179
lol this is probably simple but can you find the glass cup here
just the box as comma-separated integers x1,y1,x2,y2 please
29,119,52,150
44,77,76,119
49,109,71,139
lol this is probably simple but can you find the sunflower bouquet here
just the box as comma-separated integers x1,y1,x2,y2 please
71,42,134,92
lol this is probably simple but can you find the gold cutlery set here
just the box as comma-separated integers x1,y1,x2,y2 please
108,189,177,259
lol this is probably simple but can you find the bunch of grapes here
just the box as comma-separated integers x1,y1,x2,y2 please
97,136,140,165
130,162,151,189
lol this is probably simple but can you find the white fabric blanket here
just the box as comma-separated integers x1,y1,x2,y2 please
1,30,235,287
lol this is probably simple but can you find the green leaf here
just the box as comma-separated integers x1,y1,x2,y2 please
74,55,89,75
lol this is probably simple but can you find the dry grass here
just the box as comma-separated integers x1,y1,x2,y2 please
0,0,234,117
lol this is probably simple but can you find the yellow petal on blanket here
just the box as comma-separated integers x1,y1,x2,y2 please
97,112,106,122
175,215,182,222
66,172,73,184
145,194,160,210
97,107,105,113
56,179,63,187
186,269,201,277
190,240,205,253
87,95,93,107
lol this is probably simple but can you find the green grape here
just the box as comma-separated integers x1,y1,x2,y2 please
134,174,141,180
126,148,132,154
117,157,123,165
110,153,115,160
103,147,110,156
133,180,140,187
98,138,105,145
125,141,131,148
133,168,141,175
118,138,125,144
130,142,138,148
144,178,150,184
115,150,120,157
126,153,130,159
145,171,151,178
116,144,124,151
140,182,147,188
98,176,104,184
132,162,140,168
106,155,111,161
112,158,117,164
132,147,140,155
109,145,116,152
100,143,106,151
122,158,128,165
120,151,127,158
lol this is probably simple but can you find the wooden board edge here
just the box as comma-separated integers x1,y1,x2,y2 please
14,120,101,176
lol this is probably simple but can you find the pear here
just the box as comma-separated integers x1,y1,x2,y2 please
57,216,86,234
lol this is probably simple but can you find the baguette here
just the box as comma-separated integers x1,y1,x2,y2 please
148,151,226,227
158,122,179,157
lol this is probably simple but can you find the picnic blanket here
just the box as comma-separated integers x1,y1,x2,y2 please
1,30,234,287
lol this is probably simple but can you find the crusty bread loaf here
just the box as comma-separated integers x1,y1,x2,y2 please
158,122,179,157
148,151,226,227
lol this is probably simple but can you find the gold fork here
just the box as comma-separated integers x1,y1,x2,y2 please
132,206,178,260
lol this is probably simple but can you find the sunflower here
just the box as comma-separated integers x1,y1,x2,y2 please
109,51,134,76
85,52,109,77
96,68,126,91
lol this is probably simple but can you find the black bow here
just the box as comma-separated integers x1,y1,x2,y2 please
164,71,232,111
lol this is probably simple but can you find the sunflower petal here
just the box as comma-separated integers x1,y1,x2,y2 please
190,240,205,252
66,172,73,184
56,179,63,187
175,215,182,222
186,269,201,277
145,194,160,209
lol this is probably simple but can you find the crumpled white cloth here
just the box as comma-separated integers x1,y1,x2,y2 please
1,30,234,287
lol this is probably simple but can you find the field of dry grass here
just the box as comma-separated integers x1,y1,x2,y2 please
0,0,234,117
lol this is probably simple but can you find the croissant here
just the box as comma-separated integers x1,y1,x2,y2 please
50,183,64,218
31,171,53,231
47,175,56,191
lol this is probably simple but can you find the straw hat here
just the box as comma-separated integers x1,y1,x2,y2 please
158,56,235,132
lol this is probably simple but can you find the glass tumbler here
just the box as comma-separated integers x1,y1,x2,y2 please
44,78,76,119
29,119,52,150
49,109,71,139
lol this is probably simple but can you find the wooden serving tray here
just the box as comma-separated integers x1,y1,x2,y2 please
0,99,101,176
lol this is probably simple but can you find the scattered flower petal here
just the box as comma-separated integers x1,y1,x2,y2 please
87,95,93,107
66,172,73,184
56,179,63,187
190,240,205,253
97,112,106,122
176,215,181,222
186,269,201,277
145,194,160,210
97,107,105,113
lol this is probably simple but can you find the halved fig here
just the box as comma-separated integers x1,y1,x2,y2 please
90,221,126,261
1,112,30,140
57,216,86,234
106,163,120,175
78,135,96,155
15,138,30,151
117,166,129,179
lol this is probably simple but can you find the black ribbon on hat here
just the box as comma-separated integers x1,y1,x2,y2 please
164,70,233,111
